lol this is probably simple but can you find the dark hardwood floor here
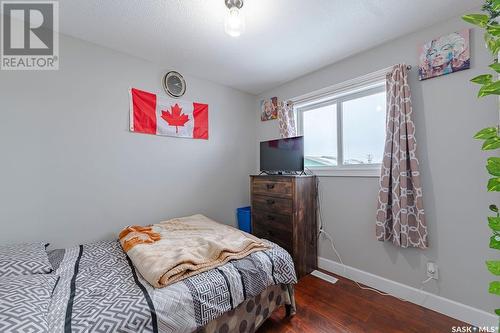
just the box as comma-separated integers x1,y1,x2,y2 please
258,271,468,333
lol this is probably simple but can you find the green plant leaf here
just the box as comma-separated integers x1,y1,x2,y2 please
490,204,499,213
487,158,500,176
471,74,493,84
484,33,498,54
495,39,500,53
474,127,498,140
490,234,500,250
482,136,500,150
489,281,500,296
487,261,500,275
490,63,500,73
488,217,500,231
491,39,500,55
496,308,500,316
478,80,500,97
463,14,489,27
488,178,500,192
488,25,500,37
493,0,500,11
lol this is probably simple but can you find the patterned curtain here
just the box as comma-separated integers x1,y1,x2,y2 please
375,64,428,249
278,101,297,138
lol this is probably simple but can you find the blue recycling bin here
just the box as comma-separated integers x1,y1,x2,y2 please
237,206,252,233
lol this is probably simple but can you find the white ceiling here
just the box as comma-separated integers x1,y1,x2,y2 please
59,0,478,95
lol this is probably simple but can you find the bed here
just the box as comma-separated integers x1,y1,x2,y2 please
45,239,297,333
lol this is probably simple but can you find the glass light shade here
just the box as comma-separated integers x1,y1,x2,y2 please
224,7,245,37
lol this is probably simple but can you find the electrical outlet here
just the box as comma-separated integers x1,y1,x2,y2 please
427,262,439,280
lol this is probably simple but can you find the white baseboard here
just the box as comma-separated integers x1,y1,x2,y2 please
318,257,498,329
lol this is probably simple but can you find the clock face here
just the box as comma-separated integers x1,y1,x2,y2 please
163,71,186,98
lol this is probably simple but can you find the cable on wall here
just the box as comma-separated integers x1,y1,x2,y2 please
308,170,432,301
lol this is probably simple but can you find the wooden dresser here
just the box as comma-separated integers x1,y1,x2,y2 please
250,175,317,279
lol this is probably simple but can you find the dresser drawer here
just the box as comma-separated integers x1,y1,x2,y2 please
252,179,293,198
252,195,293,215
253,219,292,253
253,210,292,229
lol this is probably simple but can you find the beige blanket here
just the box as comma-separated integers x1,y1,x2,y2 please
119,214,270,288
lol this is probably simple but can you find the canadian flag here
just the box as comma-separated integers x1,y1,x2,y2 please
129,88,209,140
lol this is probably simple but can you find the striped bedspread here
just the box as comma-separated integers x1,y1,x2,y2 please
47,240,296,333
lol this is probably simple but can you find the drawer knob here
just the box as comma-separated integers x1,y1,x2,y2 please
266,184,275,190
266,199,275,205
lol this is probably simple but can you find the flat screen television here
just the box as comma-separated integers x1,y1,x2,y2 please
260,136,304,173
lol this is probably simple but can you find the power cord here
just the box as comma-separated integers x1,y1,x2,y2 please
311,172,431,301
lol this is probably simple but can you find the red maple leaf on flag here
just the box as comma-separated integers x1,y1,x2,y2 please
161,104,189,133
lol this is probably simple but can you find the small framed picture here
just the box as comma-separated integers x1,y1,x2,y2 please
418,29,470,81
260,97,278,121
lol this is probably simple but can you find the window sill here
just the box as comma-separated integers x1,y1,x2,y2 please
306,166,381,178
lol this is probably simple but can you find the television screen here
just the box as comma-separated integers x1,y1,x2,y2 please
260,136,304,172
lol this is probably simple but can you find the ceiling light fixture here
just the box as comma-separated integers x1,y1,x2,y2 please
224,0,245,37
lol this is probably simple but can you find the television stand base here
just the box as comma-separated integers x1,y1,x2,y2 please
259,170,307,176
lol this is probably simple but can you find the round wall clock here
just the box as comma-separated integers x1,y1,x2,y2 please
162,71,186,98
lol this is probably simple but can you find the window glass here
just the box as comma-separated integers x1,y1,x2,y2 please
303,104,337,167
342,92,386,165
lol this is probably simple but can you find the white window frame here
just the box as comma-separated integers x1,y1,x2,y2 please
295,76,386,178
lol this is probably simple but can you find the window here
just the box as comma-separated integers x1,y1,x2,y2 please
296,81,386,177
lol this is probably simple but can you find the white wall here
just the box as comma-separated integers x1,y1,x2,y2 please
0,34,257,248
257,15,500,313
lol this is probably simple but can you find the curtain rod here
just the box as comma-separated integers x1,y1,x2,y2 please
379,64,412,72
